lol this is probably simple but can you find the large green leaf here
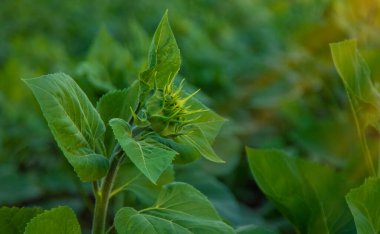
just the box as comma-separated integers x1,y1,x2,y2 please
346,177,380,234
0,207,43,234
24,73,108,181
110,118,177,183
97,81,140,156
176,163,242,226
140,11,180,89
247,148,355,234
114,182,234,234
24,206,81,234
112,159,174,205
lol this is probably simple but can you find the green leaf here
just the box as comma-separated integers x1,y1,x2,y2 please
140,11,180,89
24,206,81,234
177,126,224,163
200,123,241,176
76,25,134,91
110,118,177,183
114,182,234,234
330,39,379,105
0,165,42,204
236,225,277,234
247,147,355,234
97,81,140,155
76,62,114,91
23,73,108,181
330,39,378,176
112,159,174,205
330,39,380,130
0,207,43,234
176,164,242,226
346,177,380,234
151,134,200,164
186,97,226,144
172,94,226,163
66,154,109,182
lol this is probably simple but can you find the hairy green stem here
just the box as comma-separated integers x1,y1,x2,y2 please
92,152,123,234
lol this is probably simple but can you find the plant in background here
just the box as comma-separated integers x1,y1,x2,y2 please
246,40,380,234
0,12,235,234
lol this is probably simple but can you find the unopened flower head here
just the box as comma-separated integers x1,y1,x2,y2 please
134,78,205,137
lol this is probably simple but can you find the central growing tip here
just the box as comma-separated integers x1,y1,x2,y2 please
134,79,204,137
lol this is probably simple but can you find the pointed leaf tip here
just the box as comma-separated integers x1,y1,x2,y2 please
24,73,108,182
140,10,180,89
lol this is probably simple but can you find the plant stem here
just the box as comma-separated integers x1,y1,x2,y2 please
92,151,123,234
93,181,99,196
346,92,376,176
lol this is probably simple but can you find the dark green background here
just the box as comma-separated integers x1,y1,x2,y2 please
1,0,379,233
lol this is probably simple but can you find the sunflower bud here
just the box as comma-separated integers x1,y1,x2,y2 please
138,79,204,137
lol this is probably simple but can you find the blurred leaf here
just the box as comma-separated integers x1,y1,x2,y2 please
0,207,43,234
346,177,380,234
76,25,134,91
23,73,108,181
110,118,176,183
330,39,378,176
140,11,180,89
114,182,234,234
76,62,114,91
97,82,140,155
236,225,277,234
330,39,380,130
24,206,81,234
0,165,42,204
247,147,355,234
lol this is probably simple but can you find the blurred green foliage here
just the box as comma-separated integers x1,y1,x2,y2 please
2,0,380,233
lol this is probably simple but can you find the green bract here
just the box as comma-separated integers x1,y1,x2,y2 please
141,80,203,137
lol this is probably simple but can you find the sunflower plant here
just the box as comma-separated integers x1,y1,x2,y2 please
3,12,234,234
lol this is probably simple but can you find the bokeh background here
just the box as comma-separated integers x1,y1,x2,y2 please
1,0,380,233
